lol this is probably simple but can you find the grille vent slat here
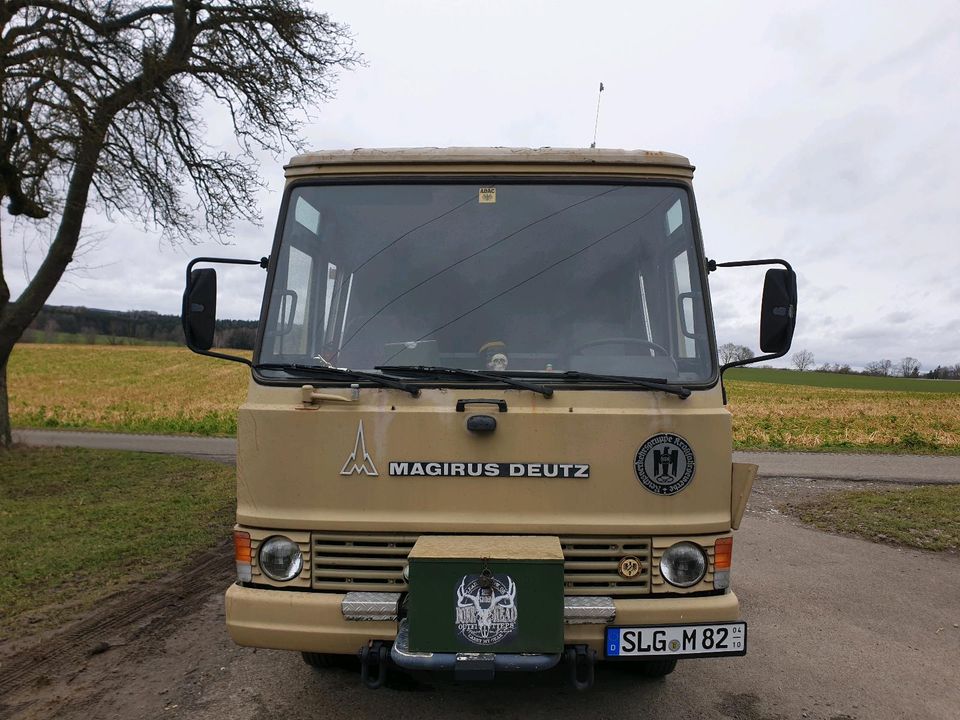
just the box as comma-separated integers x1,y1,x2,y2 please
312,533,416,593
311,533,653,598
559,536,651,596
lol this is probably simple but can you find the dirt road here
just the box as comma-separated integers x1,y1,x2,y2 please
2,476,958,720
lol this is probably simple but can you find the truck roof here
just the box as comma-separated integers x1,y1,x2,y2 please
285,147,694,177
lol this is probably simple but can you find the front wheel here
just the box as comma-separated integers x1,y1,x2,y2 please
635,658,678,678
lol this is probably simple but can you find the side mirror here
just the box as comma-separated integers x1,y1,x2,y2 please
183,268,217,351
759,268,797,354
711,258,797,385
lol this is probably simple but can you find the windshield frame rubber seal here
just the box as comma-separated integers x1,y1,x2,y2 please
252,174,720,392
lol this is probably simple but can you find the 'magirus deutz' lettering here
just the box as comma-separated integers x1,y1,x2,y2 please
388,461,590,478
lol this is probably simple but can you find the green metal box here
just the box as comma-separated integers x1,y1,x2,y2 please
407,535,564,654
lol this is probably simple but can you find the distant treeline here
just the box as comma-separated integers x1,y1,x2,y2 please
21,305,258,349
924,365,960,380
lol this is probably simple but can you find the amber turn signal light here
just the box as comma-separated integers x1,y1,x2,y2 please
234,530,253,582
234,530,252,563
714,536,732,590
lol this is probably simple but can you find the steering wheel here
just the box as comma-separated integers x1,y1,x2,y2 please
569,337,670,357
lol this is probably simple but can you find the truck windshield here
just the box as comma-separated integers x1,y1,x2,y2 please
259,182,715,384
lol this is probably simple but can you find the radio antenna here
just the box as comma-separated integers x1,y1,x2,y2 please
590,82,604,148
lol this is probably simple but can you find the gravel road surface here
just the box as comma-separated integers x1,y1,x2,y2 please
2,475,958,720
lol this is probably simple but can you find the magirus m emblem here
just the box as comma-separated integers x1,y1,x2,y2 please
340,420,378,476
455,573,518,646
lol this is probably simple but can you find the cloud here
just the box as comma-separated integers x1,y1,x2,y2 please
2,0,957,370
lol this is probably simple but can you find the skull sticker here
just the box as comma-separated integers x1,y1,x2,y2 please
455,574,519,645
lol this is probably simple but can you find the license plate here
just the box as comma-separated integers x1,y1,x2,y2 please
605,622,746,659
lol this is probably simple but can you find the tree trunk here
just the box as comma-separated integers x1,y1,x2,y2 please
0,212,10,449
0,124,107,449
0,353,10,449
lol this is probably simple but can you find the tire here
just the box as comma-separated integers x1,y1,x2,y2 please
301,652,360,671
635,658,678,678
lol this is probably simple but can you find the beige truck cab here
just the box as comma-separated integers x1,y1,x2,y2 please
182,147,797,689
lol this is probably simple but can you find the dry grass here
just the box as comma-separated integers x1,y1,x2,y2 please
9,344,248,435
8,345,960,453
726,380,960,454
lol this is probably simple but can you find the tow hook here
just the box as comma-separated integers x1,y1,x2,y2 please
565,644,596,690
359,640,389,689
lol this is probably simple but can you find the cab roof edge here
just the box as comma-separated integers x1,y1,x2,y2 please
285,147,694,171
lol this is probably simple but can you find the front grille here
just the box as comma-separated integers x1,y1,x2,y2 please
559,536,651,597
312,532,417,592
311,532,652,597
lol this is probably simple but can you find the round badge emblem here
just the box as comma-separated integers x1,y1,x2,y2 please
634,433,695,495
617,556,642,579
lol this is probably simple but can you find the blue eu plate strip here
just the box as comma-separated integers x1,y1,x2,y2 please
606,627,620,657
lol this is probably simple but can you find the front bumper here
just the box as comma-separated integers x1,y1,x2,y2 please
225,584,740,655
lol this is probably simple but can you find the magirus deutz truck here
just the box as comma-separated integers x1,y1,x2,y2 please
183,147,796,689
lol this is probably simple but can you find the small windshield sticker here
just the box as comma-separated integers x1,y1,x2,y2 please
634,433,695,495
479,187,496,203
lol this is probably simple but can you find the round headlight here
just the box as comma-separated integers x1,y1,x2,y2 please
659,542,707,588
259,536,303,581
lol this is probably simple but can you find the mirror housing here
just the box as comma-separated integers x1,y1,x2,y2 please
710,258,798,397
181,256,268,367
183,268,217,351
759,268,797,354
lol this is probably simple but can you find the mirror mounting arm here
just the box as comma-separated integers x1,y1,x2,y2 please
708,257,798,403
183,256,269,367
707,257,793,275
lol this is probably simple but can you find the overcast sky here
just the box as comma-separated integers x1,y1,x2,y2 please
4,0,958,369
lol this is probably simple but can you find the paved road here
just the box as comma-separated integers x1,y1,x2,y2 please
13,428,960,483
12,429,237,465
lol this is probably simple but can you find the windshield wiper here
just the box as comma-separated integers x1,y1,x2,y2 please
256,363,421,397
377,365,554,398
555,370,691,399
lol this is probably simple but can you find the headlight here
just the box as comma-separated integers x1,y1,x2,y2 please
259,536,303,581
659,542,707,587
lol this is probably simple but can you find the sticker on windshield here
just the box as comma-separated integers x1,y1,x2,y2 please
479,187,496,203
634,433,695,495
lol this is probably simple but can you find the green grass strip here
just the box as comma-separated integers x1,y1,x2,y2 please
0,446,235,637
727,367,960,393
791,485,960,551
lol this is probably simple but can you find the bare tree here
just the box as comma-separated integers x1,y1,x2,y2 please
864,359,893,376
0,1,359,447
792,349,814,372
719,342,754,364
897,357,921,378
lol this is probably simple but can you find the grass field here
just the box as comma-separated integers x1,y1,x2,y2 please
9,344,248,435
726,367,960,393
724,378,960,453
8,344,960,453
789,485,960,552
0,447,234,636
19,329,179,346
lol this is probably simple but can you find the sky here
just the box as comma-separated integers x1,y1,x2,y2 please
4,0,959,370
